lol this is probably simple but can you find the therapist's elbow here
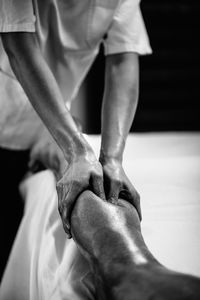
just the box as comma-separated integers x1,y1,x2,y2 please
1,32,37,65
1,33,20,60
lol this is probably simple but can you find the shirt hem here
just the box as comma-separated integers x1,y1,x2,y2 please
104,43,153,56
0,23,35,32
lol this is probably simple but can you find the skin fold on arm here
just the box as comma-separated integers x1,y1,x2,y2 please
71,191,200,300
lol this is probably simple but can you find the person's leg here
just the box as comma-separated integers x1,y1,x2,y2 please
0,147,29,281
71,191,200,300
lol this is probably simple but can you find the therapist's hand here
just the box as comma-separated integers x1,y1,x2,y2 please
101,159,142,221
56,151,105,238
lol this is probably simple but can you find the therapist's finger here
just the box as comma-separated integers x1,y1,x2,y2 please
107,179,121,205
90,173,106,201
121,183,142,221
57,180,85,238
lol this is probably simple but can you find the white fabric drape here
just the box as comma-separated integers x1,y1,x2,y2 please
1,133,200,299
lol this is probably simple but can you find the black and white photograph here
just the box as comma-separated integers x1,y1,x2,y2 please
0,1,200,299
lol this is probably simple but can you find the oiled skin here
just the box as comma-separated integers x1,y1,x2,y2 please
71,191,200,300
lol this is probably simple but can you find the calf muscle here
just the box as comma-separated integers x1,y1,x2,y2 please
71,191,200,300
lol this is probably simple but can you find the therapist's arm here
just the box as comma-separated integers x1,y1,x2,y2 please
1,32,83,158
1,32,105,236
100,52,141,219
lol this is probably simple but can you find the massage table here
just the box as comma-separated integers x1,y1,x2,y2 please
0,133,200,299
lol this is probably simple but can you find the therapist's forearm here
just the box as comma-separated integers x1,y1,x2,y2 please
2,32,91,161
100,53,139,164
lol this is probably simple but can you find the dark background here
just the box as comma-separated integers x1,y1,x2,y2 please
84,0,200,133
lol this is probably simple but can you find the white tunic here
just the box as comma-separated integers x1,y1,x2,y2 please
0,0,152,149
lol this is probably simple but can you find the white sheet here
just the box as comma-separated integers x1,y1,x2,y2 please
1,133,200,299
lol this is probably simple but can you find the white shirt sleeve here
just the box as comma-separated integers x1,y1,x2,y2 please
0,0,35,32
104,0,152,55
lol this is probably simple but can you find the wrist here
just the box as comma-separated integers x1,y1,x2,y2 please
100,135,125,165
99,150,123,166
65,132,96,164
